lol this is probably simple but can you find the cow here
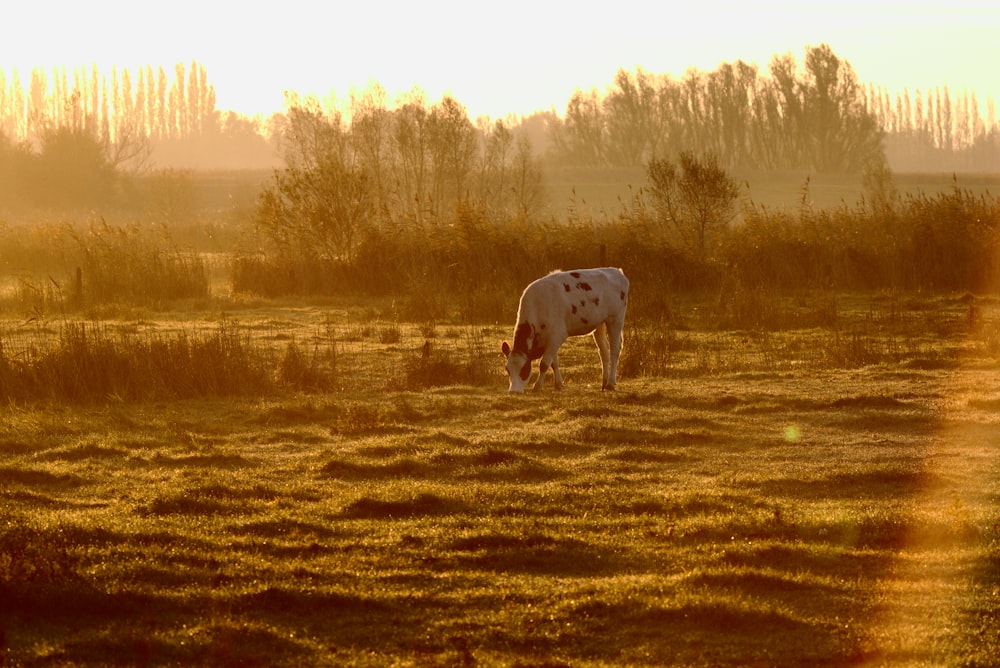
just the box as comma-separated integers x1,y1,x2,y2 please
501,267,629,393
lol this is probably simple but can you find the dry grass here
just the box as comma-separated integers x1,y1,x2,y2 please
2,294,999,666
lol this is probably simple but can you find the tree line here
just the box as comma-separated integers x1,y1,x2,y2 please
866,83,999,172
547,44,999,173
3,46,999,176
252,89,545,267
549,45,883,172
0,61,274,184
1,45,998,214
0,61,217,145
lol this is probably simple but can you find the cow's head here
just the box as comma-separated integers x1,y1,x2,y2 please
501,340,532,393
501,322,535,393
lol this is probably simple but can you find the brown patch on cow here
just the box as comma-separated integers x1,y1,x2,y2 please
620,290,626,301
570,271,581,278
571,305,577,314
512,322,533,355
540,323,546,330
563,283,570,292
515,322,545,360
581,318,589,325
592,297,600,306
576,282,592,291
580,300,586,307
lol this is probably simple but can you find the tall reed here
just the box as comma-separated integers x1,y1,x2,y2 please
0,321,273,402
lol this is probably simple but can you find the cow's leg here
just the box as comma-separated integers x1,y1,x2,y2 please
535,345,563,391
535,353,552,390
606,317,624,391
593,322,612,389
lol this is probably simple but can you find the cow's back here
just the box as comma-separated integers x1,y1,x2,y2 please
521,268,628,338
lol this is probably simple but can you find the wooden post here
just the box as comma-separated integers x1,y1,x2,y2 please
72,267,83,307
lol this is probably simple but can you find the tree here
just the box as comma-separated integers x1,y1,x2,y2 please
800,44,883,172
0,130,31,206
603,68,659,166
31,125,117,207
255,99,374,261
478,117,514,216
646,151,740,260
509,133,545,216
548,46,889,173
392,92,431,222
477,118,545,219
427,95,478,213
351,84,392,215
256,158,373,262
552,88,604,166
703,60,758,168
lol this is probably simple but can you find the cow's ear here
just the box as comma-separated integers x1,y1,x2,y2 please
501,341,511,358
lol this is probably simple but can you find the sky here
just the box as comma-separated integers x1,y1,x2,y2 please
3,0,998,121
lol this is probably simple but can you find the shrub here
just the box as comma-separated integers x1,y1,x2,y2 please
277,341,333,392
0,321,275,402
400,332,497,389
0,220,209,313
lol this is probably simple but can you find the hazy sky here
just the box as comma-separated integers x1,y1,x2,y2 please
4,0,998,120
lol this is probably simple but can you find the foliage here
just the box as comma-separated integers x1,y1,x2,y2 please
0,61,216,147
731,176,1000,292
251,94,547,268
0,321,273,402
237,158,1000,305
646,151,741,259
256,105,372,262
0,126,118,211
0,220,209,313
550,45,886,173
868,82,1000,172
3,50,998,175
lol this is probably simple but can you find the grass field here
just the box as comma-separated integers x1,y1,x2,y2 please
545,167,1000,217
2,292,999,666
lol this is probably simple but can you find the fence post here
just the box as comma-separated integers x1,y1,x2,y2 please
72,267,83,307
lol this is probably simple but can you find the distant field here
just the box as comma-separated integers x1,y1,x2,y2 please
545,166,1000,216
2,293,999,666
98,167,999,238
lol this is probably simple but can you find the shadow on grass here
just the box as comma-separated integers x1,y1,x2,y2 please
557,597,839,665
150,453,258,468
38,443,128,461
442,531,630,577
720,541,894,580
338,493,470,520
5,585,313,667
0,467,84,489
320,449,563,483
0,518,422,666
960,540,1000,664
233,518,343,541
751,466,944,501
140,483,318,517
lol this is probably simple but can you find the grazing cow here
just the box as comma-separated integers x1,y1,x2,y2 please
501,267,629,393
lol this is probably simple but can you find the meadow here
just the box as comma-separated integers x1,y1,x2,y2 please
2,166,1000,665
2,288,999,666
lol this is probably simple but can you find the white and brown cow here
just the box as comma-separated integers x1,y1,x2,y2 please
501,267,629,393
